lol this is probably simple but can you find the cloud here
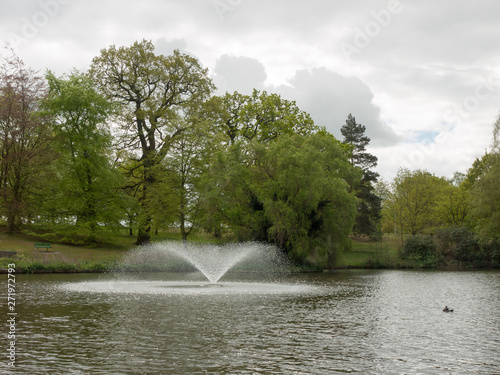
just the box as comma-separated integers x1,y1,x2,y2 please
213,54,267,94
274,68,399,146
211,58,399,147
155,37,189,56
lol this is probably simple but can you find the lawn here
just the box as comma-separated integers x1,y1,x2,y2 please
335,235,401,268
0,228,403,272
0,228,234,273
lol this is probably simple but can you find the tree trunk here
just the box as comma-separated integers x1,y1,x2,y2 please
6,213,16,234
135,155,155,245
136,225,151,245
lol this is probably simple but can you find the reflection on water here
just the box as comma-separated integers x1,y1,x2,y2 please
3,270,499,374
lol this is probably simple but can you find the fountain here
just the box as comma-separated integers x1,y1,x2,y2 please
159,241,262,283
63,241,307,295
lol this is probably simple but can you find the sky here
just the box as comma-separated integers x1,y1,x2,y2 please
2,0,500,181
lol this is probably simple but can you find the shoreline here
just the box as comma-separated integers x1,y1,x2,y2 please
2,264,496,274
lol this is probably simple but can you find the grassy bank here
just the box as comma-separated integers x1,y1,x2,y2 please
0,229,236,273
0,231,127,273
0,228,406,273
335,235,401,269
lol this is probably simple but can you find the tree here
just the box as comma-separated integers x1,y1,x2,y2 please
202,133,360,268
433,173,469,228
89,40,214,244
0,52,52,233
385,168,448,244
468,122,500,240
163,118,216,241
43,71,124,243
340,113,381,239
201,89,321,238
462,152,493,191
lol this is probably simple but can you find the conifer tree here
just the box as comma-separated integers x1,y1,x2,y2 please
341,114,382,240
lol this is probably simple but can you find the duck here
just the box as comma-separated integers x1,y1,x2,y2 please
443,306,454,312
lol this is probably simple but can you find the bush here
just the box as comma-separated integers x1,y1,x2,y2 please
402,234,442,268
483,240,500,267
435,226,498,268
403,234,436,259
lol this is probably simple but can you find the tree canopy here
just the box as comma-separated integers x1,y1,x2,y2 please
43,71,123,243
0,52,52,233
201,132,360,266
340,113,381,239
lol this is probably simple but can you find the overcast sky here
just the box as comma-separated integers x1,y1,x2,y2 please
2,0,499,180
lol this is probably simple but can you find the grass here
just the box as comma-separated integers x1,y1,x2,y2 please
0,228,130,273
335,235,401,268
0,227,235,273
0,226,405,273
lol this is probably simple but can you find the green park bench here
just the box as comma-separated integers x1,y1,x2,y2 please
34,242,52,251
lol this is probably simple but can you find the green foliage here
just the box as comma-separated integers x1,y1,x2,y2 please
3,42,497,271
0,52,53,233
385,168,450,238
402,234,442,268
468,153,500,241
435,226,498,267
209,89,319,145
201,132,360,266
42,70,125,244
162,118,217,240
341,113,378,173
435,179,469,227
340,114,381,240
89,40,214,245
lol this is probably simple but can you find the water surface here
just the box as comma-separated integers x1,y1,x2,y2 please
3,270,499,374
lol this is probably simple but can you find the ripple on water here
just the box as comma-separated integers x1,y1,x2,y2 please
8,270,500,374
61,280,315,295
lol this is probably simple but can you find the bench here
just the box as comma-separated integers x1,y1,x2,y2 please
34,243,52,251
0,250,17,258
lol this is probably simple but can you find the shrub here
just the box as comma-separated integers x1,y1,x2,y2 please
403,234,436,259
435,226,497,267
402,234,442,268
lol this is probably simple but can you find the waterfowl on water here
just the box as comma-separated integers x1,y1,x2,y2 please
443,306,454,312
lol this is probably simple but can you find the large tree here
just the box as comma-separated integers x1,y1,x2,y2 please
202,133,360,268
340,113,381,239
43,71,124,243
0,52,52,233
468,117,500,240
201,89,320,238
385,168,448,244
468,154,500,240
89,40,214,244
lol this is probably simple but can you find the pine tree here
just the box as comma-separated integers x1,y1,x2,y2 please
341,114,382,240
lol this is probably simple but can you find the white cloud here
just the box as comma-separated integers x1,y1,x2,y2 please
274,68,399,146
213,54,267,94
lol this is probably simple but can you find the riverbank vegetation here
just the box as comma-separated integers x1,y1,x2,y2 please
1,41,499,271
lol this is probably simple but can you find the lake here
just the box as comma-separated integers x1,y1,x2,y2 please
3,270,499,374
